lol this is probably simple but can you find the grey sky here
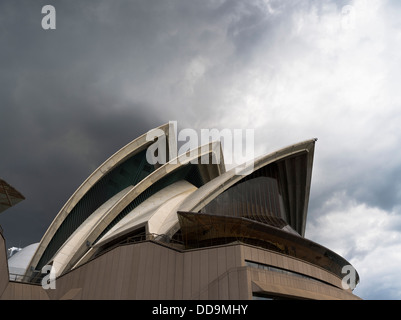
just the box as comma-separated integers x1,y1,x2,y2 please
0,0,400,299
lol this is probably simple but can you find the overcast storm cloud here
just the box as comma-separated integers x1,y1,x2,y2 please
0,0,401,299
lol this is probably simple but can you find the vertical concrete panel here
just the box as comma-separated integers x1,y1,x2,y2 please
251,269,259,282
136,243,147,298
119,246,133,298
321,267,330,283
31,286,40,300
259,268,266,284
234,245,243,267
199,286,208,299
217,247,226,277
113,246,128,299
270,252,277,267
191,251,200,298
10,283,16,299
24,284,32,299
288,254,294,270
91,262,102,299
97,250,113,299
304,279,313,292
243,246,251,262
228,269,240,300
257,248,264,264
110,248,121,299
15,281,22,299
127,245,140,299
1,283,13,299
1,282,47,300
279,272,287,288
73,266,85,297
238,268,251,300
28,284,38,300
264,271,274,286
299,262,306,273
143,243,154,299
225,246,239,300
46,280,59,300
71,256,91,299
34,286,43,300
0,234,9,298
31,286,38,299
99,253,113,299
276,254,284,269
282,256,290,271
250,247,259,262
299,260,307,276
303,262,310,277
237,245,244,267
2,283,13,299
226,246,236,270
82,259,96,299
41,285,52,300
272,272,280,285
54,271,69,300
114,246,128,299
174,249,183,299
157,246,168,300
282,273,290,288
315,267,323,283
262,250,270,264
218,274,229,299
31,286,39,299
95,254,109,299
208,279,219,299
165,248,176,299
84,258,99,299
199,249,208,295
17,283,25,299
208,248,218,283
150,244,161,299
182,251,192,299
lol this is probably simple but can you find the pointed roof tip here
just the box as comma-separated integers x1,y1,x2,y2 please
0,178,25,215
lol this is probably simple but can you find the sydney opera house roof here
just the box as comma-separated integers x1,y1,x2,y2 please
1,122,360,300
26,123,227,278
0,179,25,215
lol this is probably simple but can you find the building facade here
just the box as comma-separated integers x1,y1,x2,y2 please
0,123,360,300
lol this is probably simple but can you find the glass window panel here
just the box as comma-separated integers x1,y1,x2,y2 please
200,176,287,225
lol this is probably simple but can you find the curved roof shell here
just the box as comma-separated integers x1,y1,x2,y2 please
177,138,317,236
8,243,39,280
8,123,361,293
50,142,223,276
25,122,225,277
26,133,316,278
28,123,174,272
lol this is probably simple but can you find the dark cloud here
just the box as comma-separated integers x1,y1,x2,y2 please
0,0,167,247
0,0,274,246
1,0,401,299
